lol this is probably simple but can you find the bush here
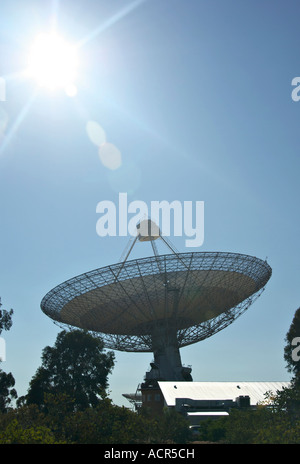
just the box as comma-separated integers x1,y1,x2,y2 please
0,419,63,444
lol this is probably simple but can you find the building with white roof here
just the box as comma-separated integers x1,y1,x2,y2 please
156,381,290,423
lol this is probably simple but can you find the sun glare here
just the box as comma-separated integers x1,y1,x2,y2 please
27,33,78,94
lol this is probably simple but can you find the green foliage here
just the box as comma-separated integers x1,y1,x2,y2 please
221,407,271,444
2,387,300,444
0,419,63,444
0,403,64,443
0,370,17,413
154,408,192,444
224,400,300,445
264,384,300,422
0,394,192,444
195,387,300,445
253,415,300,444
195,417,227,442
2,303,300,443
60,399,191,444
63,399,143,444
0,298,13,335
0,301,17,412
25,330,115,411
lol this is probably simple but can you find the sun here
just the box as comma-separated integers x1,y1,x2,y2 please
26,33,78,94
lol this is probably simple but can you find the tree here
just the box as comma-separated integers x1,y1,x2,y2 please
155,408,192,443
284,306,300,384
25,330,115,411
0,397,191,444
0,419,63,444
0,371,17,413
0,298,17,412
0,298,13,334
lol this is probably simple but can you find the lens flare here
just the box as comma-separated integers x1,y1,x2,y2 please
99,142,122,170
27,33,78,91
86,120,106,147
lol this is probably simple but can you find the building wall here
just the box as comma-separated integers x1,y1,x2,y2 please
141,386,165,415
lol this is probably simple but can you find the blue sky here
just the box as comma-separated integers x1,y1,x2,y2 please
0,0,299,407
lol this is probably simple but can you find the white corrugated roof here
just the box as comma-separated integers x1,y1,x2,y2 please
158,381,290,406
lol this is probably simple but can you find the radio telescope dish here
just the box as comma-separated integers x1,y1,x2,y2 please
41,222,272,382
